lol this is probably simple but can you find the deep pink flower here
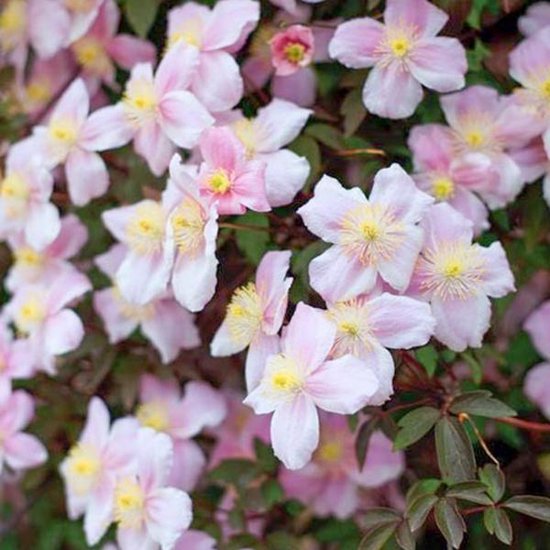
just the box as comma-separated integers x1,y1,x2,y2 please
197,126,270,215
329,0,467,118
410,203,515,351
297,165,433,302
270,24,314,76
211,250,293,390
166,0,260,112
244,303,379,469
279,413,404,518
0,388,47,474
135,374,226,491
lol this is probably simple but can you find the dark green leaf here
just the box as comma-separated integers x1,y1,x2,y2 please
479,464,505,502
435,417,476,483
405,479,442,509
266,531,301,550
234,212,270,265
446,481,492,505
208,459,258,487
362,508,402,531
341,88,366,137
415,345,438,377
396,521,415,550
305,123,345,149
260,479,284,507
504,495,550,522
493,509,513,544
287,135,320,189
434,498,466,549
483,507,496,535
460,351,483,385
450,391,517,418
394,406,440,450
124,0,158,37
406,494,439,532
355,417,379,469
359,523,397,550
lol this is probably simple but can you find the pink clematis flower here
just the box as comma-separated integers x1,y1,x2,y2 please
0,387,47,474
135,375,226,491
410,203,515,352
112,428,193,550
297,165,434,303
174,530,217,550
326,288,435,405
523,303,550,419
102,199,172,306
328,0,467,119
211,250,293,391
408,124,491,235
244,302,379,470
93,244,200,363
6,213,88,292
438,85,539,209
59,397,139,545
227,98,311,206
4,271,91,374
33,78,132,206
0,138,60,250
197,126,270,215
0,323,34,386
71,0,156,95
166,0,260,112
280,413,404,518
163,155,219,312
270,24,314,76
518,2,550,36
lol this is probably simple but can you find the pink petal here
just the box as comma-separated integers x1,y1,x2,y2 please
174,530,217,550
246,333,281,392
137,429,173,490
384,0,448,38
262,149,310,207
79,104,134,151
45,270,91,312
134,121,175,177
363,62,424,119
271,393,319,470
25,202,61,251
4,432,47,470
519,3,550,36
271,68,317,107
478,242,515,298
524,363,550,419
47,214,88,259
44,309,84,356
66,149,109,206
102,205,135,243
81,397,110,449
210,317,249,357
408,124,455,172
306,354,379,413
49,78,89,126
139,373,180,404
364,343,396,406
524,302,550,360
200,126,242,171
27,0,70,58
421,202,473,251
84,474,115,546
168,439,206,492
93,288,138,343
440,85,500,130
154,42,199,97
108,35,156,70
328,17,384,68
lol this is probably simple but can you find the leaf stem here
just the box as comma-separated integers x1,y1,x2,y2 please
495,416,550,433
219,221,272,234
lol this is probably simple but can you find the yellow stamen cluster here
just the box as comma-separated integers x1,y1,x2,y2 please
284,42,306,64
65,444,101,495
114,478,145,529
73,38,111,75
316,440,343,463
136,401,170,432
0,0,26,50
126,202,165,255
431,177,455,201
207,169,232,194
170,198,205,254
14,247,43,268
226,282,263,345
267,355,303,395
123,80,157,127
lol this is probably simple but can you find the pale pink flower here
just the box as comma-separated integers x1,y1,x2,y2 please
4,271,91,374
174,530,217,550
59,397,139,545
329,0,467,119
326,289,435,405
297,165,434,303
0,388,47,474
524,364,550,420
53,0,105,46
91,41,214,176
244,303,379,470
102,199,172,305
167,0,260,112
518,2,550,36
439,85,540,208
524,301,550,361
0,138,60,250
211,251,293,390
0,323,34,386
93,245,200,364
135,374,226,491
270,0,326,13
227,98,311,206
113,428,193,550
270,25,314,76
163,155,219,312
33,78,131,206
280,413,404,518
6,214,88,292
71,0,156,95
408,124,491,234
410,203,515,352
197,126,269,215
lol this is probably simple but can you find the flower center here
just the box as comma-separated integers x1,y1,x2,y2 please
26,81,51,104
465,130,485,148
390,37,411,58
265,354,304,396
1,172,29,200
284,42,306,64
126,202,165,255
443,259,464,278
317,440,343,463
540,78,550,100
226,282,263,346
114,478,145,529
432,177,455,201
136,401,170,432
207,169,232,194
73,37,110,75
0,0,25,50
65,443,101,495
328,300,373,357
123,80,157,127
113,286,155,321
15,296,46,334
14,247,43,268
170,198,205,254
360,220,380,241
48,119,78,149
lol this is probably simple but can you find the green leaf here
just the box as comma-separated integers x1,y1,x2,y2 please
260,479,284,507
415,345,438,377
359,524,397,550
395,521,415,550
460,351,483,385
483,507,496,535
466,0,500,29
394,407,440,450
435,417,476,483
504,495,550,522
479,464,505,502
234,212,270,265
254,438,278,474
208,459,259,487
341,88,366,137
266,531,301,550
446,481,493,505
449,390,517,418
362,508,402,531
315,518,361,542
405,479,442,508
355,417,379,469
406,494,439,532
493,509,513,544
124,0,158,37
305,123,345,149
287,135,320,189
434,498,466,549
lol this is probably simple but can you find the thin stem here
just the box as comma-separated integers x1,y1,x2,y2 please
332,147,387,158
219,222,272,234
495,416,550,433
381,397,434,416
459,413,500,467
